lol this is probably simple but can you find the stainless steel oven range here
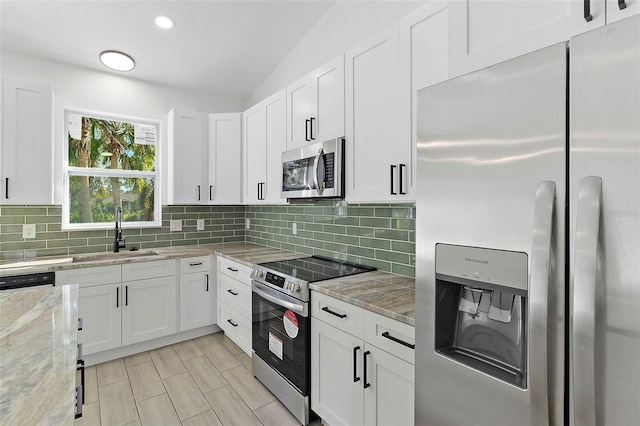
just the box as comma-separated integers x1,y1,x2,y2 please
250,256,374,425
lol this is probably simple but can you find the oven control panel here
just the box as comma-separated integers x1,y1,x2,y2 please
251,265,309,301
265,272,285,288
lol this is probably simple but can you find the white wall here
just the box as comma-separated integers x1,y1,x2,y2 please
246,0,427,107
1,49,244,204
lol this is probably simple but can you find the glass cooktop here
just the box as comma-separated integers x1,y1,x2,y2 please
258,256,375,283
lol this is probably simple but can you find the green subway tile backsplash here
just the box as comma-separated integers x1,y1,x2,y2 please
0,201,416,278
245,201,415,277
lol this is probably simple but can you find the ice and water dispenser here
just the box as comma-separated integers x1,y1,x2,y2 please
435,244,528,388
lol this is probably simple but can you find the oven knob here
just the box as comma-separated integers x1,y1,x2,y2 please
286,281,293,290
293,283,300,292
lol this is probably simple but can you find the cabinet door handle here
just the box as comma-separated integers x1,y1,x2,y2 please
5,178,8,199
205,274,209,292
227,267,238,272
197,185,201,201
75,385,83,419
381,331,415,349
618,0,627,9
116,287,119,308
399,164,406,195
310,117,316,140
227,289,239,296
125,285,129,306
78,317,83,331
322,306,347,318
363,350,371,389
227,318,238,327
390,165,397,195
353,346,361,382
584,0,593,21
305,119,311,142
77,357,85,403
209,185,213,201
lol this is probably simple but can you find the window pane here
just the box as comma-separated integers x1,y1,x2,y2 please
69,176,155,224
67,115,156,171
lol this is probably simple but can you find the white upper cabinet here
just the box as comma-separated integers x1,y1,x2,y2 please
167,108,205,204
243,88,286,204
1,76,53,205
606,0,640,23
345,24,411,203
286,55,345,150
208,113,242,204
399,2,449,200
448,0,605,77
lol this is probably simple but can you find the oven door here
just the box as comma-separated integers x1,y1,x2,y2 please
252,281,310,395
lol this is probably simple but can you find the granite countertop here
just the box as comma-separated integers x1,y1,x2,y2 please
0,284,79,425
310,270,415,326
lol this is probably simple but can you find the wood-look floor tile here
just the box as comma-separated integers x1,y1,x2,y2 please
222,365,276,410
136,393,181,426
214,333,244,356
204,385,262,426
172,340,203,361
98,379,139,426
96,358,128,387
235,352,252,371
200,342,241,372
82,365,98,404
74,401,100,426
124,351,152,367
192,333,217,348
124,420,142,426
163,372,210,420
128,361,165,402
150,345,187,379
181,409,223,426
183,356,228,394
253,400,301,426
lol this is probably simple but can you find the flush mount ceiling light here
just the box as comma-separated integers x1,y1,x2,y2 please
155,15,174,29
99,50,135,72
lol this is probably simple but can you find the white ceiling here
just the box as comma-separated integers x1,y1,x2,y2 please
0,0,336,103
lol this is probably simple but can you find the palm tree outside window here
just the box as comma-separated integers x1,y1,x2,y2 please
63,110,160,230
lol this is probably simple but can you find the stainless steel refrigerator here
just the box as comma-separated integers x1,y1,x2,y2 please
415,15,640,426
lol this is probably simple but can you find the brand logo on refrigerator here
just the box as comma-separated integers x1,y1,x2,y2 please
465,257,488,265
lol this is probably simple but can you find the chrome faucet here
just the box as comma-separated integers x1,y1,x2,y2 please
113,206,126,253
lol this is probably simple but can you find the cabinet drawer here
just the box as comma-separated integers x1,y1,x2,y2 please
217,256,252,286
311,291,364,337
122,259,176,281
364,310,415,365
180,255,211,274
217,300,251,355
217,272,251,318
57,265,121,288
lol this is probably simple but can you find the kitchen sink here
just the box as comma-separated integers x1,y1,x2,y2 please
72,250,160,263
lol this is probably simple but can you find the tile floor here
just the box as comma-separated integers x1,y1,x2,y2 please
74,332,301,426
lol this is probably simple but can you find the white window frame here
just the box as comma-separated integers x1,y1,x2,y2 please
62,108,162,230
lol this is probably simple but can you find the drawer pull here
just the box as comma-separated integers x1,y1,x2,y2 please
227,319,238,327
227,289,239,296
227,267,238,272
381,331,415,349
322,306,347,318
189,262,203,267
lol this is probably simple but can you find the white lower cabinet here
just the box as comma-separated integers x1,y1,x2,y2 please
311,291,415,426
216,256,253,355
122,275,177,346
78,282,122,354
179,256,215,331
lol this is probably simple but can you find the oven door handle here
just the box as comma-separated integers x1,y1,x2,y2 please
252,281,308,317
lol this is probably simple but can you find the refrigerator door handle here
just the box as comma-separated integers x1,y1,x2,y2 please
529,180,556,426
572,176,602,426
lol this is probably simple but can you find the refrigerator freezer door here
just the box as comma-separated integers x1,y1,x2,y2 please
416,43,567,425
570,15,640,426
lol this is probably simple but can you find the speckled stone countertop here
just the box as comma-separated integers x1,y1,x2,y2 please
0,284,79,425
310,270,415,326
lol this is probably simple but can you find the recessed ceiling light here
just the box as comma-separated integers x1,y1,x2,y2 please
99,51,135,72
155,15,174,29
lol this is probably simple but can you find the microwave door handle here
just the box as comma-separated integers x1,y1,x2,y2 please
314,147,324,195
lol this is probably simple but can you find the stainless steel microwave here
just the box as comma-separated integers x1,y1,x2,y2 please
281,138,345,200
